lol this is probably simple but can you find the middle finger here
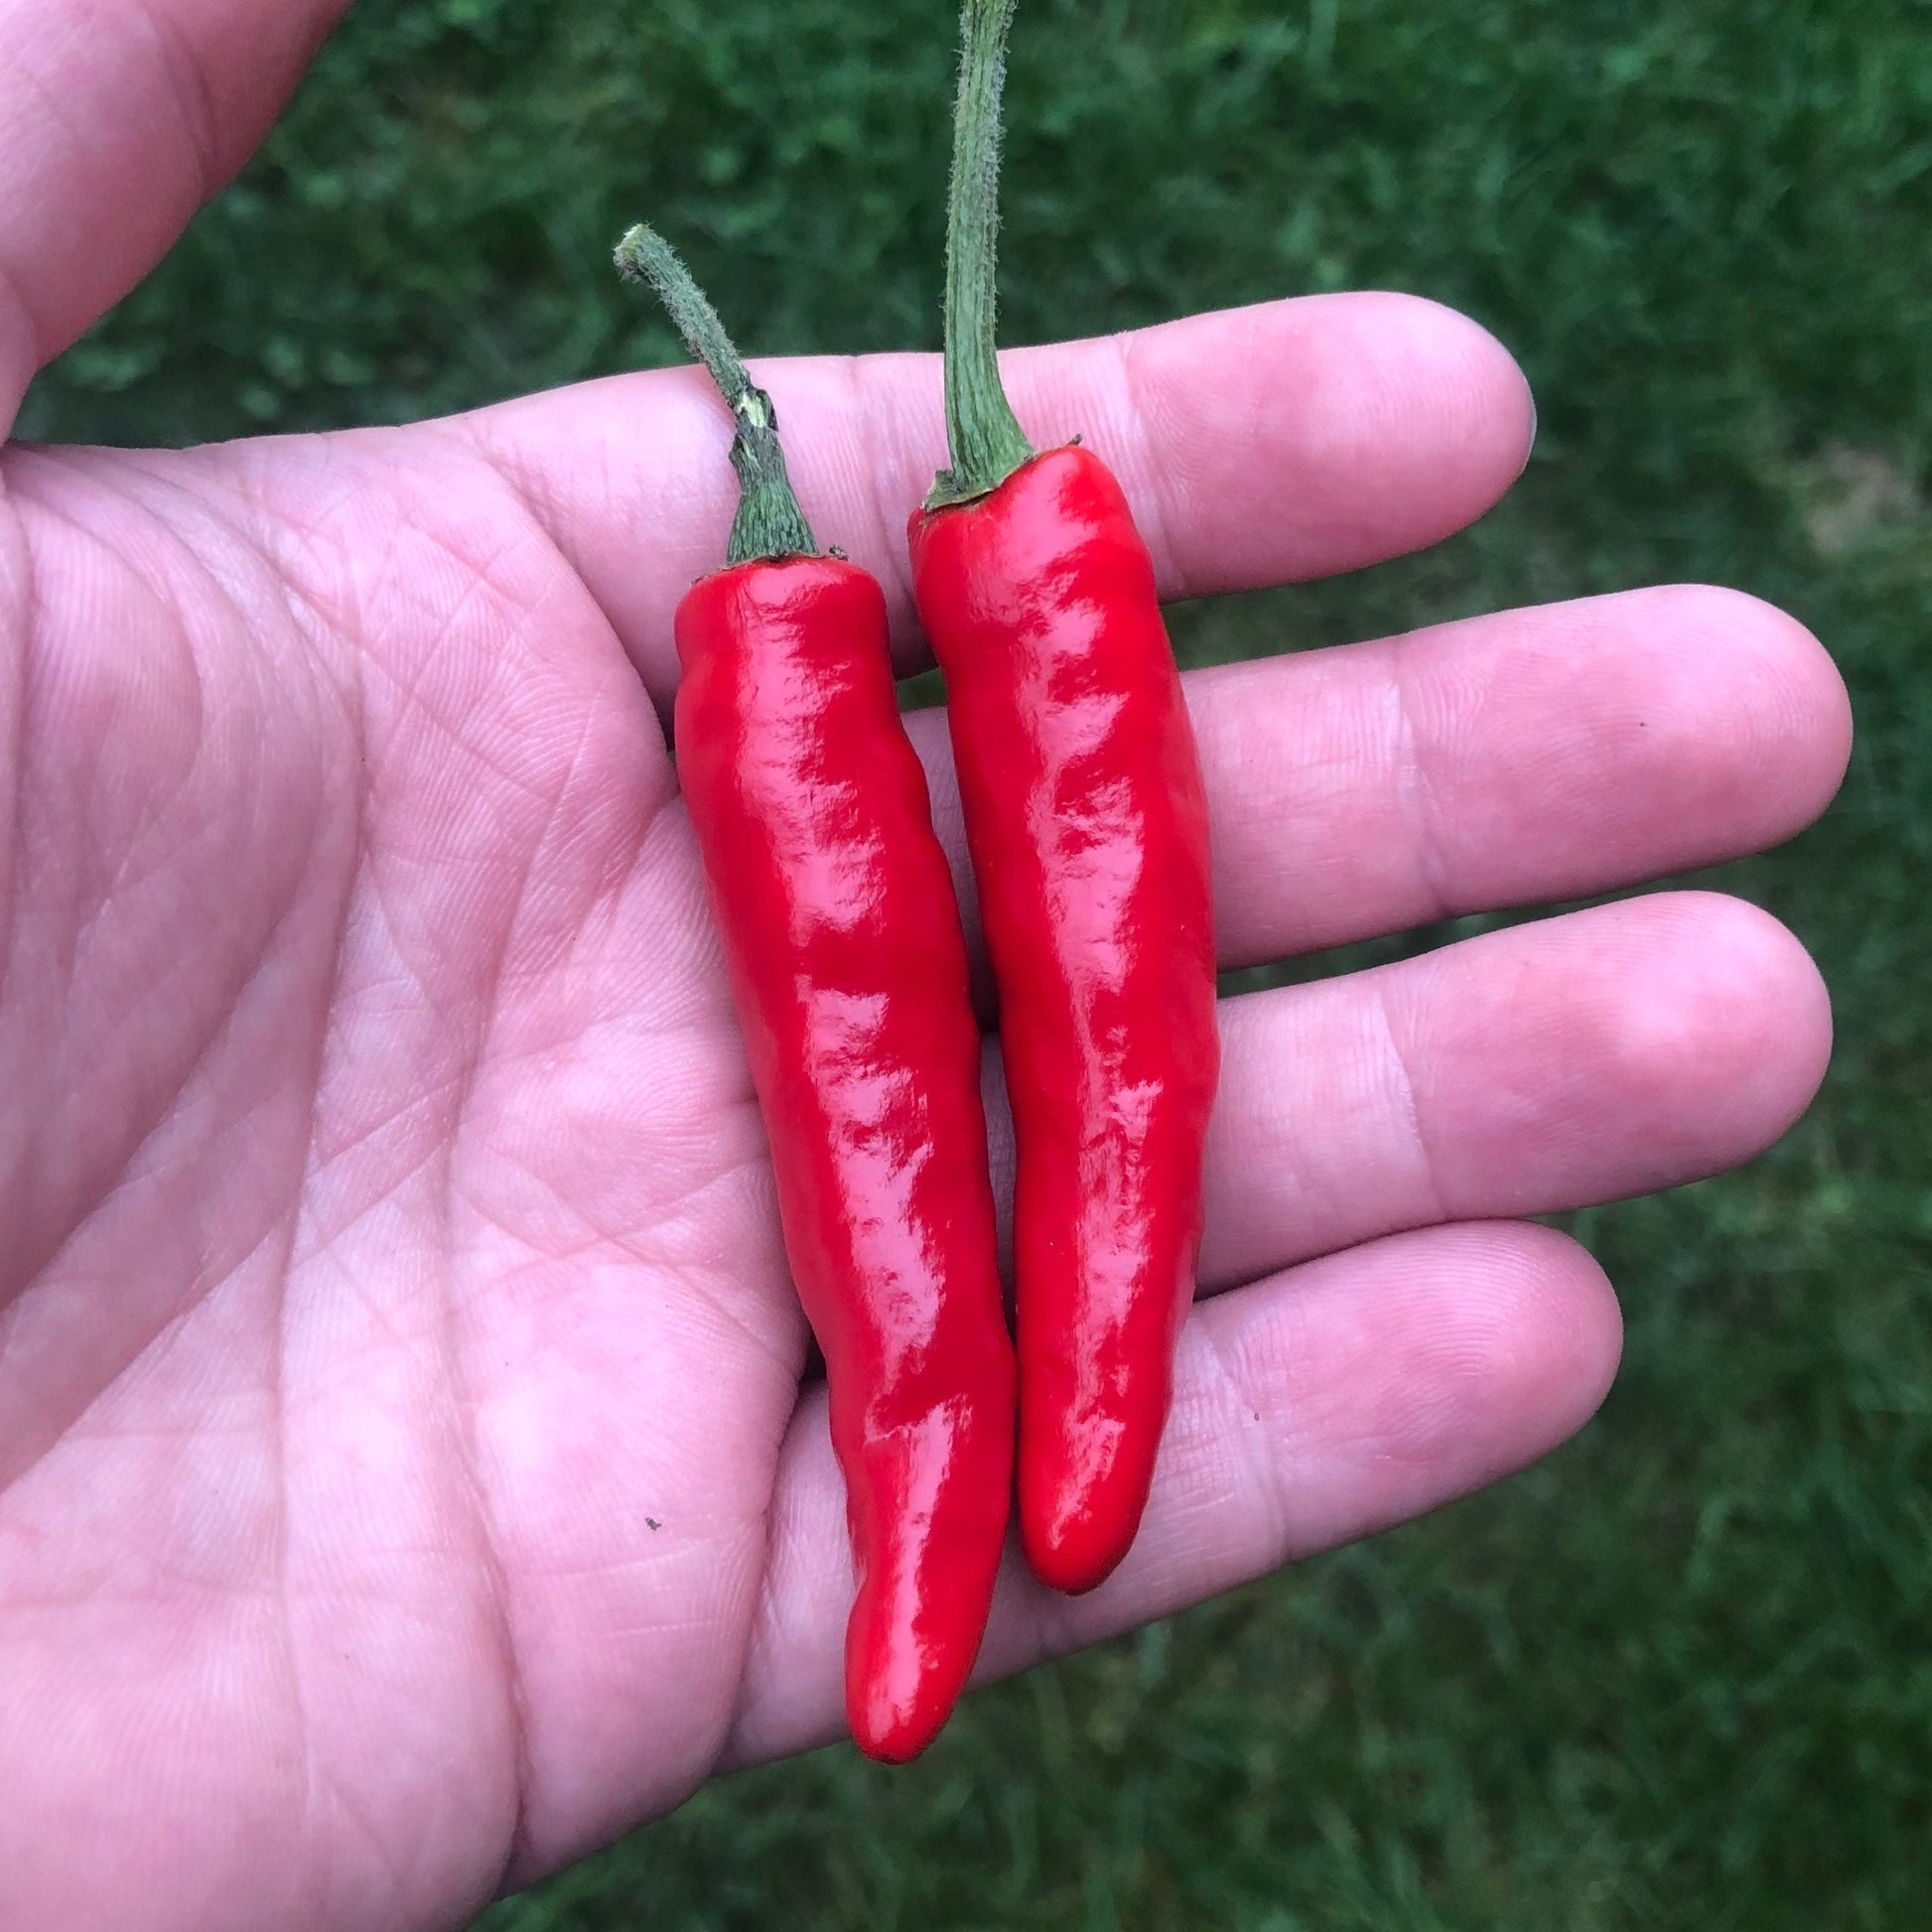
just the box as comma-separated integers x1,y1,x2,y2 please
904,581,1849,970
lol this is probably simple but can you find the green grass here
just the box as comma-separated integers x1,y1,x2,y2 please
24,0,1932,1923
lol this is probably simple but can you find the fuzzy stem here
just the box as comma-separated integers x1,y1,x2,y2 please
615,223,818,565
928,0,1035,508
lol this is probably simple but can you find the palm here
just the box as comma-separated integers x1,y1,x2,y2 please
0,421,832,1913
0,8,1850,1931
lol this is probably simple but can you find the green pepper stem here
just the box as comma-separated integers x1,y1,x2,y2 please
928,0,1036,509
615,223,818,565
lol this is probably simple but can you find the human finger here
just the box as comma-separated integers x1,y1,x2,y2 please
460,292,1534,698
901,582,1850,973
724,1219,1619,1767
1191,891,1831,1292
0,0,350,421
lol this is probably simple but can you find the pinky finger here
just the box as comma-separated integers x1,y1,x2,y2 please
725,1220,1621,1766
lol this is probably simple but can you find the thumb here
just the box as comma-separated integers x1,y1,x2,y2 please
0,0,349,430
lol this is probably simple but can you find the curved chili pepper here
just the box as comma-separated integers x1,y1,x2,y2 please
618,226,1014,1760
906,0,1219,1595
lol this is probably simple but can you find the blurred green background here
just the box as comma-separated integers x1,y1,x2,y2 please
24,0,1931,1924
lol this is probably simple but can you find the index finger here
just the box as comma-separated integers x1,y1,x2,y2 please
457,293,1536,702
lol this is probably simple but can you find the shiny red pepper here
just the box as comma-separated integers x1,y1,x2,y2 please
909,0,1220,1594
676,556,1015,1755
619,226,1014,1760
910,449,1217,1596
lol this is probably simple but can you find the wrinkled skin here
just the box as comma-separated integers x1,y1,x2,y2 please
0,6,1850,1930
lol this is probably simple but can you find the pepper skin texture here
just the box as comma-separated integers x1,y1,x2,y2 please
674,556,1016,1760
908,445,1219,1596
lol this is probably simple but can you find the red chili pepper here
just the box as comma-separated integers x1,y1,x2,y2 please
618,227,1015,1760
906,0,1220,1595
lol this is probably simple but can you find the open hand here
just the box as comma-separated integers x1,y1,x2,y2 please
0,5,1849,1928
